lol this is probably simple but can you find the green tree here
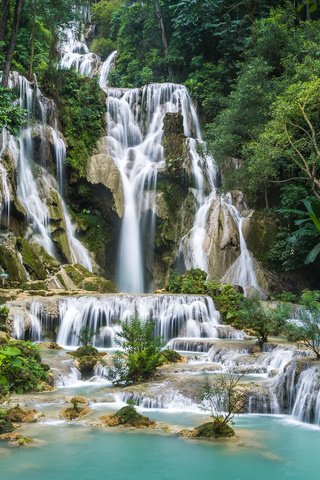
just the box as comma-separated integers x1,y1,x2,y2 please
234,297,289,350
286,290,320,358
107,315,163,385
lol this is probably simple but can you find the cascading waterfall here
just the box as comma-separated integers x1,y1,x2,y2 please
106,83,203,292
12,294,220,347
1,71,92,270
59,12,262,294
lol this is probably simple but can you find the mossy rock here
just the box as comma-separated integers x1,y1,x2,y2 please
6,406,42,423
100,405,156,428
192,420,235,439
79,277,117,293
75,356,98,375
0,411,15,434
17,238,47,280
244,211,280,264
0,237,28,283
160,349,183,364
60,405,91,420
0,431,33,446
71,345,99,358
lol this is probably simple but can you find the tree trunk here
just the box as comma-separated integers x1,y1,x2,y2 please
1,0,25,87
28,11,36,81
0,0,10,42
152,0,173,81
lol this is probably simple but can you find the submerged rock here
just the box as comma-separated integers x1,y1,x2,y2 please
0,431,33,447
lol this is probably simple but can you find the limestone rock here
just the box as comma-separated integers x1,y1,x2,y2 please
7,406,42,423
87,139,123,218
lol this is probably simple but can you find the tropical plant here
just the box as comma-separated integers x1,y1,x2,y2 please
107,315,163,385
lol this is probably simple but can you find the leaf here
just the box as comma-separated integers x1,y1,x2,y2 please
305,242,320,264
3,346,21,357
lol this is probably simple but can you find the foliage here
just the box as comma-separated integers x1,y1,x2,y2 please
201,372,246,427
77,326,100,347
166,269,243,323
107,315,163,385
286,290,320,358
42,68,105,177
0,339,49,397
234,297,290,349
0,87,26,135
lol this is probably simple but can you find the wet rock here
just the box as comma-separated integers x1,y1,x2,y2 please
60,405,91,420
100,405,156,428
180,420,235,439
6,406,42,423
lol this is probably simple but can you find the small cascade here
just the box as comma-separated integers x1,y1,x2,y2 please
119,389,197,411
221,195,260,295
99,51,117,90
54,366,82,387
273,360,320,424
60,28,100,77
0,131,11,226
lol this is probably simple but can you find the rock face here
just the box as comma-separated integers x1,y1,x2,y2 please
243,211,280,264
86,139,124,218
206,199,240,279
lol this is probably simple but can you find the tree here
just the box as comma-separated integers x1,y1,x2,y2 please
199,372,246,435
234,297,289,350
107,315,163,385
1,0,25,87
286,290,320,359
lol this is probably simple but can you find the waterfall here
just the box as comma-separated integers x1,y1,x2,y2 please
106,83,203,292
60,27,100,77
1,72,93,270
221,194,260,295
60,16,262,293
12,294,220,347
99,51,117,90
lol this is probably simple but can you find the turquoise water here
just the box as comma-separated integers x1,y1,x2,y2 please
1,415,319,480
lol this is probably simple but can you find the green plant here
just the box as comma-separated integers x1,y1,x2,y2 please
286,290,320,358
234,297,290,350
107,315,163,385
0,340,49,396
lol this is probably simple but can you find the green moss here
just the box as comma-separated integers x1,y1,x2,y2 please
194,420,235,438
0,409,15,434
160,349,183,364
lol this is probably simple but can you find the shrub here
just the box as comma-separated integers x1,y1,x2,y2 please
107,316,163,385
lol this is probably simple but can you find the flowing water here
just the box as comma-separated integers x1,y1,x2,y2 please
0,72,92,269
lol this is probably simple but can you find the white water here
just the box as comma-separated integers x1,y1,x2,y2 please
1,72,93,270
221,194,260,295
12,294,220,347
99,51,117,90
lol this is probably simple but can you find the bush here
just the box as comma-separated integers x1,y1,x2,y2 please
90,38,116,60
0,340,50,396
166,270,243,323
107,316,163,385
